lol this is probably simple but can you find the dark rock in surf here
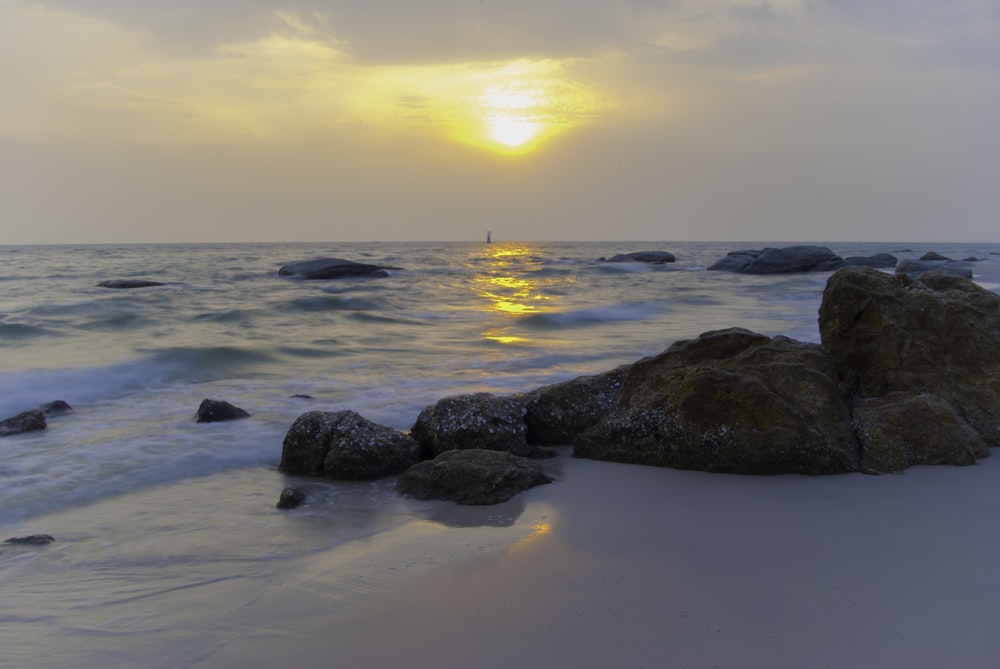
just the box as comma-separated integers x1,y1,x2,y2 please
411,393,540,458
280,410,422,480
195,399,250,423
895,259,973,278
844,253,897,269
605,251,676,264
0,410,46,437
39,400,72,416
920,251,951,261
275,487,306,509
819,266,1000,447
277,257,400,280
574,328,859,474
396,449,553,505
707,246,846,274
521,366,629,446
97,280,166,289
5,534,55,545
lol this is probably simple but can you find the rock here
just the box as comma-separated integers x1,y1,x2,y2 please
277,257,399,280
290,394,315,400
38,400,72,415
0,410,46,437
411,393,540,458
920,251,951,261
962,257,983,262
521,366,629,445
707,246,847,274
852,393,989,472
574,328,859,474
280,410,423,480
97,280,165,289
819,266,1000,447
396,449,553,505
195,399,250,423
275,487,306,509
605,251,676,264
845,253,897,269
895,259,973,278
4,535,55,545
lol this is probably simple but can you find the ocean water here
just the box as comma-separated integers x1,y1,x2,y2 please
1,240,998,667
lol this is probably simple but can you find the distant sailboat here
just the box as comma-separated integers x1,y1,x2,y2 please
486,230,492,244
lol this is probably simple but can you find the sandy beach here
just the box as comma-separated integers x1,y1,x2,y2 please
197,451,1000,669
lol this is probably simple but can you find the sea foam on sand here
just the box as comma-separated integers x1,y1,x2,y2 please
199,452,1000,669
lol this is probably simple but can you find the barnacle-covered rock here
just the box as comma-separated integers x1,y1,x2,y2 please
396,449,553,505
521,365,629,446
574,328,860,475
280,410,423,480
410,393,539,458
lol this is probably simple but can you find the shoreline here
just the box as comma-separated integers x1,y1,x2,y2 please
198,453,1000,669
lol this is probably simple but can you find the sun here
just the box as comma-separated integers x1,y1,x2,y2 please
488,116,542,147
474,82,554,154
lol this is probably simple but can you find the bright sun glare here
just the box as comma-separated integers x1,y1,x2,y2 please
480,84,546,149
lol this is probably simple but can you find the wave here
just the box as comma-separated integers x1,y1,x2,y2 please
522,302,664,328
0,322,63,341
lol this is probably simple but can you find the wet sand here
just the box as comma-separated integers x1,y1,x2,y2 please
198,452,1000,669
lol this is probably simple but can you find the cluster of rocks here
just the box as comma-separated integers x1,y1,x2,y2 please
278,266,1000,506
0,401,72,437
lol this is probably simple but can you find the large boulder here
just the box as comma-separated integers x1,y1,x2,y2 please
280,410,423,480
277,257,398,280
396,449,553,505
819,267,1000,446
708,246,847,274
574,328,860,474
411,393,539,458
0,410,46,437
521,366,629,445
605,251,676,264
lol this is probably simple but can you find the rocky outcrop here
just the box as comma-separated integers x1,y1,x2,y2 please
0,410,46,437
895,259,973,278
411,393,540,458
819,266,1000,449
521,366,628,445
396,449,553,505
280,410,423,480
277,257,400,280
574,328,860,474
195,399,250,423
844,253,897,269
707,245,847,274
605,251,676,263
97,280,166,289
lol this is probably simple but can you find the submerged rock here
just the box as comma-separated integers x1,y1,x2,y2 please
97,280,166,289
411,393,540,458
277,257,399,280
574,328,859,474
605,251,676,264
707,246,847,274
0,410,46,437
396,449,553,505
195,399,250,423
280,410,422,480
4,534,55,545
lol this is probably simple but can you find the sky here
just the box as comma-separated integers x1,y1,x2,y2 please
1,0,998,244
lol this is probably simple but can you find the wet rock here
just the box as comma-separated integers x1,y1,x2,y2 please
396,449,553,505
0,410,46,437
920,251,951,261
605,251,676,264
819,266,1000,447
39,400,72,415
275,487,306,509
195,399,250,423
411,393,539,458
895,259,973,278
845,253,897,269
97,279,166,289
575,328,860,474
280,410,422,480
707,246,847,274
521,365,629,446
5,535,55,545
277,257,400,280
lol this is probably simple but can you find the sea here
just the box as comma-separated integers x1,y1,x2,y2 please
1,240,998,668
